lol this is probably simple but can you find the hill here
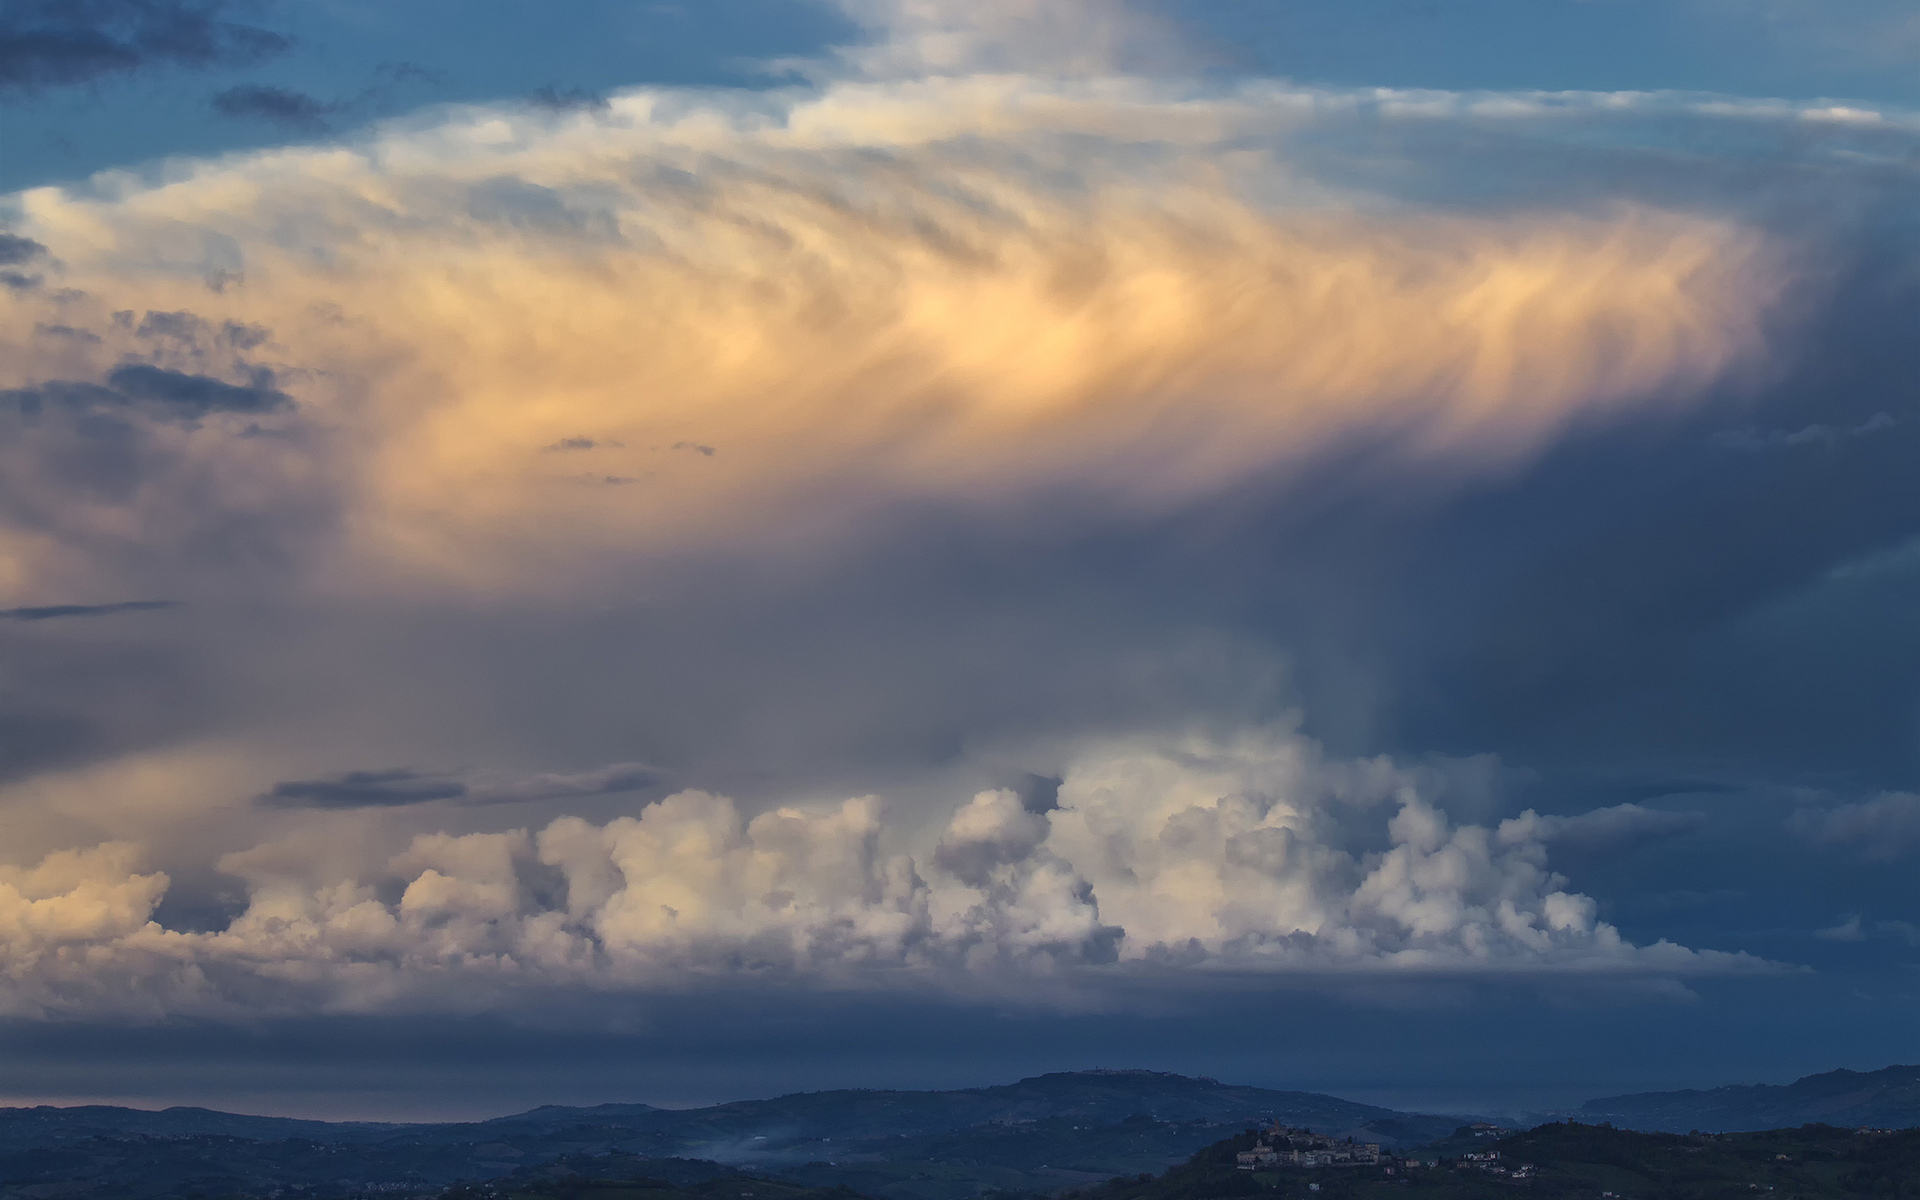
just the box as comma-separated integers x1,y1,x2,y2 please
0,1071,1462,1200
0,1105,397,1151
468,1071,1459,1163
1571,1064,1920,1133
1070,1121,1920,1199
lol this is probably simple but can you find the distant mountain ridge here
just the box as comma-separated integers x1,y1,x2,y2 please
0,1103,398,1151
464,1069,1457,1154
1571,1065,1920,1132
0,1070,1466,1200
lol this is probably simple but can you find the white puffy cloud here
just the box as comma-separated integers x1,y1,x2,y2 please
0,728,1772,1019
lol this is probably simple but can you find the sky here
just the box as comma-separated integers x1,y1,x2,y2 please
2,0,1920,1122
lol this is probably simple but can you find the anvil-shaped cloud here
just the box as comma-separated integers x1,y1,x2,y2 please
0,71,1778,600
0,0,1875,1027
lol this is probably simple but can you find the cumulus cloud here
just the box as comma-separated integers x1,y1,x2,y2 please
1790,792,1920,860
0,729,1772,1019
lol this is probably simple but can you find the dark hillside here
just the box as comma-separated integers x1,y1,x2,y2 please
1072,1121,1920,1200
0,1073,1461,1200
481,1071,1459,1154
0,1105,398,1150
1574,1064,1920,1133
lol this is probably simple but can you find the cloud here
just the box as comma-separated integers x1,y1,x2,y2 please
526,85,609,113
1501,803,1708,856
826,0,1194,78
259,763,657,810
0,76,1785,600
260,769,469,810
1790,792,1920,860
0,599,177,620
211,84,335,131
0,235,46,266
1710,412,1898,452
3,365,289,421
0,843,172,1019
0,0,289,97
0,0,1896,1037
102,364,289,416
1815,914,1920,945
0,728,1774,1020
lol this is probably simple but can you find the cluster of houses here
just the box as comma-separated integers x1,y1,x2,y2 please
1235,1120,1541,1178
1460,1149,1535,1180
1234,1124,1383,1170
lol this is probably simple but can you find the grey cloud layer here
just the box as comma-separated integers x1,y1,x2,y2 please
1792,794,1920,861
0,599,176,620
260,764,658,810
211,83,335,130
0,0,288,96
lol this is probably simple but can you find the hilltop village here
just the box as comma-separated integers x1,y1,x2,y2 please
1234,1121,1539,1177
1234,1123,1383,1169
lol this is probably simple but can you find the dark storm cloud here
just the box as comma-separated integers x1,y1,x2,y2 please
0,235,46,289
0,0,289,96
1356,249,1920,793
0,234,47,266
3,365,290,421
261,769,469,810
107,364,288,414
0,599,179,620
211,83,333,130
259,763,659,809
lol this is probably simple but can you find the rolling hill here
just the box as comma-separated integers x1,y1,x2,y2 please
1569,1064,1920,1133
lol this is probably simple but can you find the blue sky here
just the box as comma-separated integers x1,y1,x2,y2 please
2,0,1920,1120
11,1,1920,194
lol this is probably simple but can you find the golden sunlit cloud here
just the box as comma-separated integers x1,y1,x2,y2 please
1,75,1781,600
